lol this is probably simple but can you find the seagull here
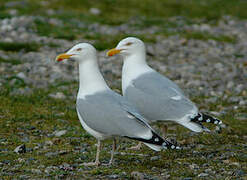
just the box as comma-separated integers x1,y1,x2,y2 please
107,37,224,137
55,43,180,166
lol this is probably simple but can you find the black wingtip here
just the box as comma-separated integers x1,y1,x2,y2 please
191,113,223,126
190,113,226,133
126,131,181,150
162,140,182,150
149,131,182,150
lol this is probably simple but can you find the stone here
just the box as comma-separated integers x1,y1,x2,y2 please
227,81,234,89
235,113,247,120
10,87,32,96
131,171,145,180
16,72,28,82
108,174,119,179
14,144,26,154
5,1,28,8
19,33,29,40
214,63,224,71
8,9,18,16
44,140,53,146
200,24,211,32
45,152,59,158
1,24,12,32
239,100,246,106
150,156,160,161
31,169,42,174
235,84,244,93
89,8,101,15
189,163,199,170
234,169,245,176
46,9,55,15
54,130,67,137
198,173,209,177
45,166,59,174
59,163,73,171
49,92,66,99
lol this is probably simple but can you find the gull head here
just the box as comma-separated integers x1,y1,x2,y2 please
107,37,145,58
56,43,97,62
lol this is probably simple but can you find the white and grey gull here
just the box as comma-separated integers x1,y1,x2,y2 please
55,43,180,166
107,37,225,136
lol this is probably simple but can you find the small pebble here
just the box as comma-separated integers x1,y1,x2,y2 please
14,144,26,154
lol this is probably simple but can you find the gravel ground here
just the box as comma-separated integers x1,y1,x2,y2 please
0,15,246,99
0,12,246,179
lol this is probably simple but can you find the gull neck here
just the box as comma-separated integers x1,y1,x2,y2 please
77,59,109,98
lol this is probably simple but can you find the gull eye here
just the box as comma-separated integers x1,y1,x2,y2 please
76,48,82,51
125,42,133,46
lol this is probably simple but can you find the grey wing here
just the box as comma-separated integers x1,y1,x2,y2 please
133,72,185,98
118,95,152,125
125,72,197,120
76,91,152,138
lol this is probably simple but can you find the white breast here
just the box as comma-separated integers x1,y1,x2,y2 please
77,85,108,99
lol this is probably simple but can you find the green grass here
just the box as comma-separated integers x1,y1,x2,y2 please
180,31,237,43
155,29,237,43
0,41,60,52
85,33,157,50
0,12,11,19
2,0,238,44
34,17,157,48
0,0,246,178
0,42,40,52
30,3,237,44
0,57,22,65
46,0,247,23
0,82,246,179
1,0,247,24
34,18,77,40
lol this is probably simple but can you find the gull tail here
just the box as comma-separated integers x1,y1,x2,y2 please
127,131,181,151
180,121,207,133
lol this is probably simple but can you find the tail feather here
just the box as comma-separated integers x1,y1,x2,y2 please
180,121,206,133
127,131,181,151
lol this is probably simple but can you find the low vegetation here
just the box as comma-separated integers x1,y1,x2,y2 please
0,0,246,179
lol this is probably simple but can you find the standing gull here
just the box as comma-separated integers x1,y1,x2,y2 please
107,37,224,137
55,43,179,166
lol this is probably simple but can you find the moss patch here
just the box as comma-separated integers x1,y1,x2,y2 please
0,42,40,52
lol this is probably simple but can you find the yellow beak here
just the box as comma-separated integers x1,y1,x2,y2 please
55,53,73,62
106,48,122,57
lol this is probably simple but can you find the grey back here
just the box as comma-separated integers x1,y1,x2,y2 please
124,72,197,121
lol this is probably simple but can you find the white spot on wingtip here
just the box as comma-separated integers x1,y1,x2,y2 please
162,142,167,149
171,95,182,100
206,119,211,123
198,117,203,121
171,145,175,149
127,114,135,119
214,121,218,124
154,138,159,142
